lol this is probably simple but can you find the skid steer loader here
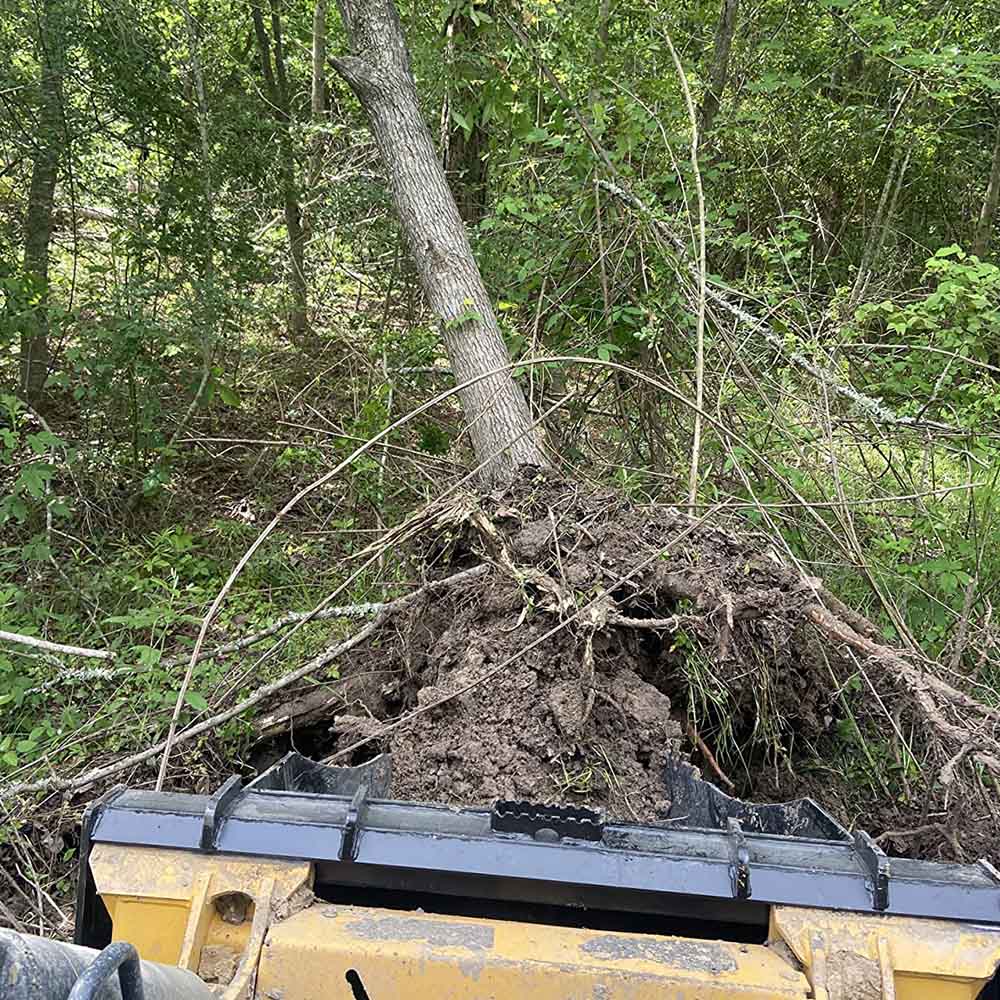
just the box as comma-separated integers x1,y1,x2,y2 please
2,751,999,999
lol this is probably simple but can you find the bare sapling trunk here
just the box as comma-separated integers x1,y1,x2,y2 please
19,0,66,400
252,1,310,343
850,138,912,309
331,0,546,482
973,117,1000,259
308,0,329,190
698,0,739,139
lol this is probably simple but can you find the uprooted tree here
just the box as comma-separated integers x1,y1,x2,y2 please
4,0,999,870
315,0,999,857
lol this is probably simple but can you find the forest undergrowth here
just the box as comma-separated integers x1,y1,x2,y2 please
3,323,1000,935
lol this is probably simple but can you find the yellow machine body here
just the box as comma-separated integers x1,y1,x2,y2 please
89,843,1000,1000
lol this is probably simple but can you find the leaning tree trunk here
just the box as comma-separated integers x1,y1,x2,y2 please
19,0,66,401
331,0,546,481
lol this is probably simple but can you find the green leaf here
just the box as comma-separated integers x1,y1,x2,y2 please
450,108,472,138
26,431,62,454
16,462,55,499
185,691,209,712
217,382,242,407
444,307,482,329
1,496,29,523
21,536,52,562
132,645,162,668
523,127,550,143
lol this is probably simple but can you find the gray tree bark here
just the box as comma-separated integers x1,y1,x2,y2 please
19,0,66,400
331,0,546,481
973,118,1000,259
850,139,912,309
698,0,739,139
312,0,328,121
252,1,310,343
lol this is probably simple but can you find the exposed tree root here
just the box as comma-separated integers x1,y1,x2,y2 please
804,604,1000,780
286,468,999,860
5,471,997,865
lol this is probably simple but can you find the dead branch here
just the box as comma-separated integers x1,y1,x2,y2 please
0,895,27,933
874,823,946,846
13,601,389,695
0,631,114,661
0,567,485,801
597,178,956,433
805,603,1000,776
685,720,736,791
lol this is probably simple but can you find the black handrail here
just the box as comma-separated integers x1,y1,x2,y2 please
67,942,145,1000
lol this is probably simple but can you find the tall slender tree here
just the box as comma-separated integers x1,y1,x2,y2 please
698,0,739,139
974,116,1000,259
308,0,328,189
252,0,310,343
19,0,67,400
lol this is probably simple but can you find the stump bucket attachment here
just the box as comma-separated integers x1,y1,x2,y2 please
7,752,998,1000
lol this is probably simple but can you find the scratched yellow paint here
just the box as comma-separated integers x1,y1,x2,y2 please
773,907,1000,1000
257,902,810,1000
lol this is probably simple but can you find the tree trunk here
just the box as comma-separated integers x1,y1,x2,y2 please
443,4,490,224
331,0,546,481
850,139,912,309
308,0,328,190
597,0,610,55
252,1,310,343
973,118,1000,259
698,0,739,139
19,0,66,401
445,108,489,224
180,0,214,278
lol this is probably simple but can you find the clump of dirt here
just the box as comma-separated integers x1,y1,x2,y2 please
321,489,682,815
370,592,679,819
270,467,1000,861
327,467,826,819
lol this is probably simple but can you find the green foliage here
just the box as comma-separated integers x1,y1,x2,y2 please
855,247,1000,425
0,394,69,561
